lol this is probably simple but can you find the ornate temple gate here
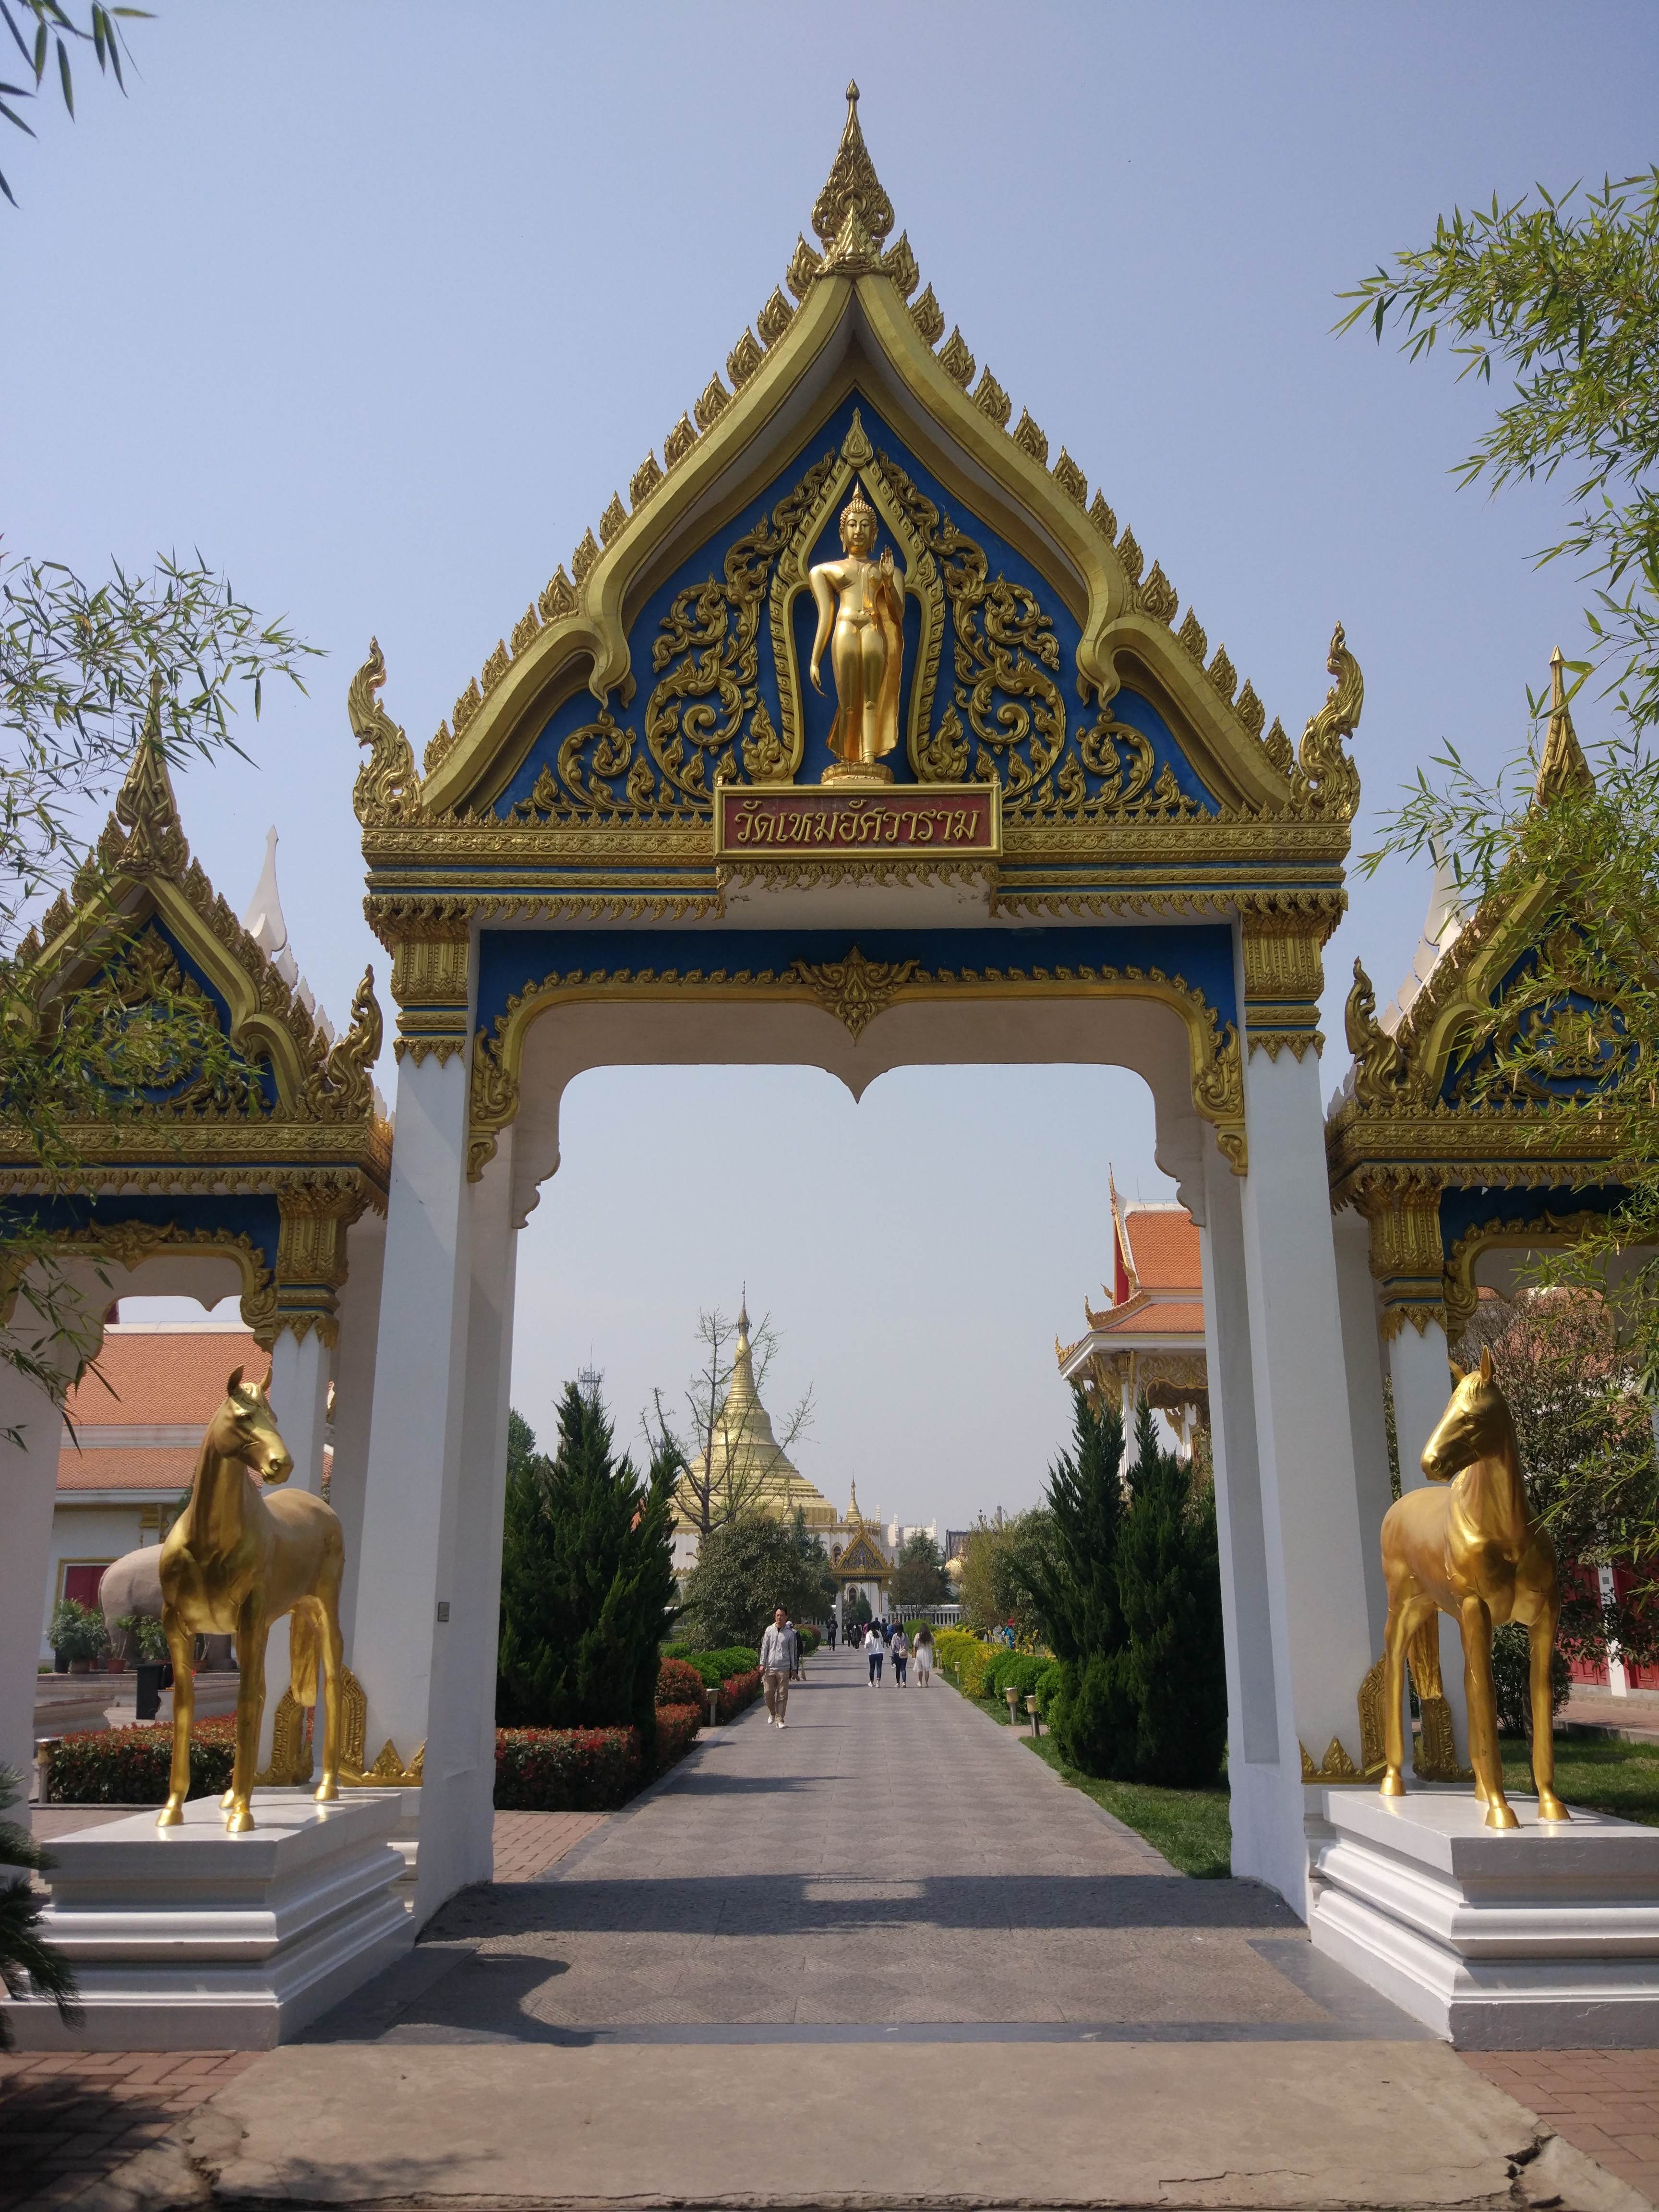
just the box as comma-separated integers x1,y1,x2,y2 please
0,92,1417,1931
330,91,1386,1922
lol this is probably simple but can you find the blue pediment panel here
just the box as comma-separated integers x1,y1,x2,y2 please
73,914,279,1115
486,397,1216,826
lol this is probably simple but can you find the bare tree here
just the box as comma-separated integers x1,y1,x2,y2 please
646,1303,815,1540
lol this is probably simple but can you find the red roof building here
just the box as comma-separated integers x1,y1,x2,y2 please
1056,1175,1208,1457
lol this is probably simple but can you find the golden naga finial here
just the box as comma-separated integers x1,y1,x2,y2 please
1534,645,1595,805
348,638,421,829
1293,621,1364,818
812,78,894,248
1345,958,1407,1110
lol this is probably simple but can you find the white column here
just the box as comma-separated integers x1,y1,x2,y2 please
257,1322,332,1769
1331,1207,1395,1656
2,1350,78,1789
1237,1045,1379,1913
329,1211,386,1656
350,1046,472,1834
1385,1315,1471,1761
1199,1136,1283,1884
412,1131,519,1920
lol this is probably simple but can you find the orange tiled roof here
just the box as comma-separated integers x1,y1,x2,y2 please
1087,1296,1205,1337
1121,1206,1201,1295
56,1446,201,1493
63,1328,263,1430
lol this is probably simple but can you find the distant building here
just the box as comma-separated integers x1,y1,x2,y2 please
1056,1174,1208,1460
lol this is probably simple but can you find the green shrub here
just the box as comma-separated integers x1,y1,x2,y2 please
676,1514,830,1649
662,1645,760,1687
49,1719,235,1805
955,1641,996,1698
1050,1651,1137,1775
48,1601,108,1665
1491,1622,1571,1737
985,1651,1048,1705
116,1614,168,1666
1115,1405,1227,1786
1035,1660,1065,1717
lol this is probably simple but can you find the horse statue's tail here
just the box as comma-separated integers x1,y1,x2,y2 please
289,1607,321,1707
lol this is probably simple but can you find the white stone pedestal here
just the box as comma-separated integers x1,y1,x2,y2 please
1,1790,412,2051
1309,1784,1659,2048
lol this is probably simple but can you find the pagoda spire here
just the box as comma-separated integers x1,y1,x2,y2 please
114,672,189,879
811,80,894,248
1534,645,1594,805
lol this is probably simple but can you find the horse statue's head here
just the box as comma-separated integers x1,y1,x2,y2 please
206,1366,294,1485
1420,1343,1515,1485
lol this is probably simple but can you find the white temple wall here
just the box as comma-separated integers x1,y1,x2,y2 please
257,1322,332,1769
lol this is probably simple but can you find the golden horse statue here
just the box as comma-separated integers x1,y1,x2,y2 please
157,1368,347,1833
1379,1344,1567,1830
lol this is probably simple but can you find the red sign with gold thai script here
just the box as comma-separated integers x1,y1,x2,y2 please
715,785,1000,861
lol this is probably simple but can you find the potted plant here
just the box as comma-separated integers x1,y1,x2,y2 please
48,1600,109,1676
118,1616,170,1721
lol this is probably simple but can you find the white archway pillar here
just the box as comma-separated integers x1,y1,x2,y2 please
0,1320,93,1791
412,1129,519,1921
1235,1044,1378,1911
1330,1206,1395,1656
256,1322,332,1769
329,1210,386,1655
1199,1136,1281,1879
350,1048,473,1806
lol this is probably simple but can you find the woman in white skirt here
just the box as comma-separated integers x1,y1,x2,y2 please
914,1625,935,1687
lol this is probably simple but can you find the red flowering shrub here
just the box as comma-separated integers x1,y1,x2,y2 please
656,1657,708,1710
715,1669,761,1722
653,1702,702,1775
494,1725,644,1811
49,1717,236,1805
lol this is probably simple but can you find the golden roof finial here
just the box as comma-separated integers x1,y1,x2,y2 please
1534,644,1594,805
114,671,189,879
812,79,894,248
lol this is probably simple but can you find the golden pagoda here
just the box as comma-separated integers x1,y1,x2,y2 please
675,1302,837,1533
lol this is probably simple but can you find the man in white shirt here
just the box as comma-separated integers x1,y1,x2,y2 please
759,1607,793,1727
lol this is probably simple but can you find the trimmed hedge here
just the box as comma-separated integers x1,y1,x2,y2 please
653,1702,702,1772
985,1651,1049,1704
662,1644,760,1687
49,1717,235,1805
714,1668,761,1721
494,1725,643,1810
656,1656,708,1709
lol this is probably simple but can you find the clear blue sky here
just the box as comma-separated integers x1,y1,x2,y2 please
8,1,1653,1527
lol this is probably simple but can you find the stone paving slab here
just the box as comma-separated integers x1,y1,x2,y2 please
166,2039,1649,2210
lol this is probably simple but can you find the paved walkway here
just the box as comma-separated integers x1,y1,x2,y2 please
7,1652,1658,2211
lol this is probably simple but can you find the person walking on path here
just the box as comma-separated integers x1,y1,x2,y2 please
864,1621,884,1686
891,1626,909,1687
825,1618,837,1651
760,1607,793,1728
914,1625,935,1687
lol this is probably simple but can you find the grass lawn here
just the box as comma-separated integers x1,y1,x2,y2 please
950,1680,1233,1876
1501,1731,1659,1825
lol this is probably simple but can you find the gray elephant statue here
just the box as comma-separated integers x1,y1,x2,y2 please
100,1544,235,1671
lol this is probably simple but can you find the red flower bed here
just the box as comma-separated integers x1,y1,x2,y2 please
494,1725,644,1811
656,1656,708,1710
653,1702,702,1775
715,1669,761,1722
49,1716,236,1806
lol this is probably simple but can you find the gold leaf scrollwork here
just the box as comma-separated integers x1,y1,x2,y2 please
756,289,794,348
787,235,823,298
1012,410,1049,465
910,285,945,347
302,968,383,1123
662,416,697,471
468,1026,518,1180
791,946,919,1041
972,368,1010,428
916,702,968,783
811,81,894,246
741,699,786,781
1177,609,1208,665
540,568,577,622
879,231,919,298
599,493,627,546
1139,563,1178,625
1052,450,1087,505
349,640,421,829
1089,493,1118,544
938,328,974,387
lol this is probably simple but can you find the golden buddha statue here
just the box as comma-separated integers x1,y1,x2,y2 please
808,485,905,784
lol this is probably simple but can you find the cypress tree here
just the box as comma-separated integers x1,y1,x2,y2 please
1114,1399,1227,1786
496,1383,679,1746
1021,1387,1136,1777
